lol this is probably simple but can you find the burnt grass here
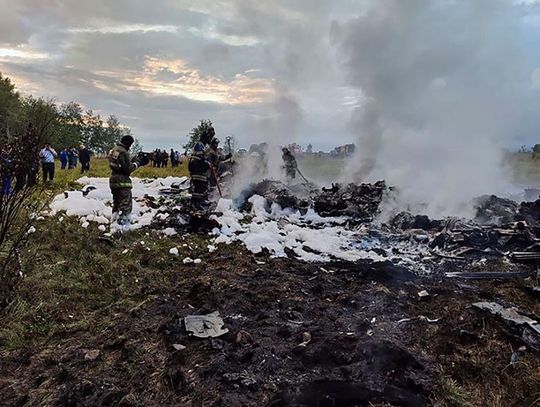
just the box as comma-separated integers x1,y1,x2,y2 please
0,220,539,406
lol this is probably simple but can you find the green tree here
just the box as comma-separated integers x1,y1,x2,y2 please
17,96,58,145
184,119,214,152
532,144,540,160
0,72,21,139
0,72,133,154
53,102,84,149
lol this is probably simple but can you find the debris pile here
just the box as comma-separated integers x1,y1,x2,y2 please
47,176,540,271
313,181,387,220
238,180,387,223
474,194,519,225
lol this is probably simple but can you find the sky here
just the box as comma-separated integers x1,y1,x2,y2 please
0,0,539,152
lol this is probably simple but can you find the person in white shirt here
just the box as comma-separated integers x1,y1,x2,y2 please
39,143,57,183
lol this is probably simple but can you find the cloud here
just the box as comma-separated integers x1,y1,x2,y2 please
0,0,539,155
69,24,180,35
0,46,49,59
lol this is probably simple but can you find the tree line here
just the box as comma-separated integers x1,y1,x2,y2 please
0,72,139,302
0,72,136,154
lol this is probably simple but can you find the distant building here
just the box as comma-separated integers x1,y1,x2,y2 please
331,144,356,157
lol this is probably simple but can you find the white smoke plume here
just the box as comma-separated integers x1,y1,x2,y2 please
230,85,303,198
331,0,540,218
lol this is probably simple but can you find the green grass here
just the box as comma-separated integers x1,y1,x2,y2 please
50,158,189,192
298,155,346,181
507,152,540,185
0,216,211,350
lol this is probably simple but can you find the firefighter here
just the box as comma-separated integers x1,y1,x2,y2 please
108,135,149,224
282,147,297,180
188,142,210,208
200,125,215,147
206,137,232,183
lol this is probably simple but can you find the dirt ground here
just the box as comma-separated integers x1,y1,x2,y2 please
1,233,539,406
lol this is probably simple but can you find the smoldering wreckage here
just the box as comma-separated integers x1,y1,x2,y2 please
12,174,540,406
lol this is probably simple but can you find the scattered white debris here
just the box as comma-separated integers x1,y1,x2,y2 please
81,221,90,229
122,249,129,255
47,176,433,268
183,257,194,264
418,316,440,323
98,225,107,232
211,196,392,263
418,290,430,298
397,318,413,324
169,247,179,256
193,258,202,264
49,176,188,231
84,349,100,361
26,226,36,235
163,227,178,236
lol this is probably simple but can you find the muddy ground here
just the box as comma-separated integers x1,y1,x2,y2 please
0,240,539,406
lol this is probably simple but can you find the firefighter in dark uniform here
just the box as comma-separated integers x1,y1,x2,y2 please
206,137,232,186
188,142,210,208
108,135,148,224
282,147,297,180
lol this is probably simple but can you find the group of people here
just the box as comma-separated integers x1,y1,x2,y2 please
58,146,91,173
0,141,91,195
43,144,91,182
103,127,300,225
0,147,39,195
150,149,182,168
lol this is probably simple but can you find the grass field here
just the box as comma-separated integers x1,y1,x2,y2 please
47,158,189,192
507,152,540,185
42,152,540,191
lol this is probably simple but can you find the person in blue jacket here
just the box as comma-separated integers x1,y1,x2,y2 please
59,148,69,169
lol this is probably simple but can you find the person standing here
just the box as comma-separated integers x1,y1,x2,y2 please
1,148,13,195
161,150,169,167
71,147,79,168
188,142,210,208
67,148,74,169
79,144,91,174
39,143,57,183
59,148,68,169
108,136,148,225
282,147,298,181
154,148,161,168
206,137,232,185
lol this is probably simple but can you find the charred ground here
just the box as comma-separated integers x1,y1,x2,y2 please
0,216,539,407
